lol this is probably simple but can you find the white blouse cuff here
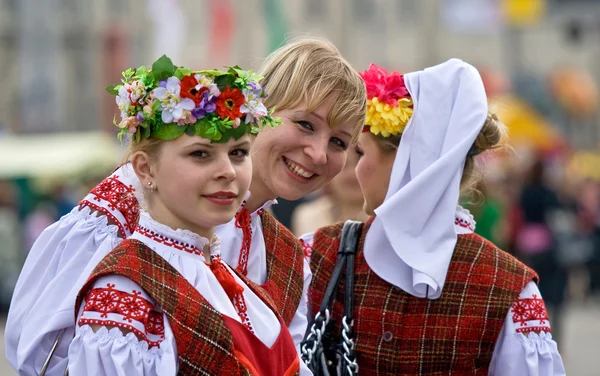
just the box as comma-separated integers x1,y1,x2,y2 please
68,325,177,376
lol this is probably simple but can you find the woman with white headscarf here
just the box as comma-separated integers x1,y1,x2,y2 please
301,60,565,375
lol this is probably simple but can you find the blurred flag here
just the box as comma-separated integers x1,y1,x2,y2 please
208,0,235,65
442,0,501,33
263,0,287,51
147,0,186,62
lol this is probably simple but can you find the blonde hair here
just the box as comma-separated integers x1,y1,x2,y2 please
372,112,507,198
259,37,367,141
124,137,165,164
461,112,508,199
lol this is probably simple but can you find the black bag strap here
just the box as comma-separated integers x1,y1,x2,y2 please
319,221,362,313
300,220,363,374
339,221,361,375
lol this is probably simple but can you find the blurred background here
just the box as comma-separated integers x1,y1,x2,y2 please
1,0,600,374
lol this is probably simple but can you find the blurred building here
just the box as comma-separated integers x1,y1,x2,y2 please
1,0,600,146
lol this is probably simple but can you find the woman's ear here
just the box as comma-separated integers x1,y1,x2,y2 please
130,151,155,189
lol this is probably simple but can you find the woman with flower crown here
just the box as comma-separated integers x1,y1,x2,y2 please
6,37,365,375
301,60,566,375
58,57,303,375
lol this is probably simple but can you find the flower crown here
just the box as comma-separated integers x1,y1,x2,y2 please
108,55,280,143
359,63,413,138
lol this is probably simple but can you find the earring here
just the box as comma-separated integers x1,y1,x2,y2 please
147,181,154,191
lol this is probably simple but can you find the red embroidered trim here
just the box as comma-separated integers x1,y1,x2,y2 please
78,318,163,347
136,225,203,256
299,238,312,259
79,283,165,347
235,209,252,276
80,201,126,237
516,325,551,334
511,294,550,327
83,284,153,321
79,175,140,237
454,217,474,231
147,311,166,336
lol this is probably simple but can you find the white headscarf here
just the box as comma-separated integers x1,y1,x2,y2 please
363,59,488,299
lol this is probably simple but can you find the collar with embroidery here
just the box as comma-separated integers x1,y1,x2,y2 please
454,205,476,234
133,210,220,259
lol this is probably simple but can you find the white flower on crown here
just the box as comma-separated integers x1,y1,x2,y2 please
116,86,131,119
153,77,195,123
115,80,147,119
240,86,267,123
194,74,221,97
127,80,147,104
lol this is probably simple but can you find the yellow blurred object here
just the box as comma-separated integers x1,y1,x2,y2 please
502,0,545,26
567,152,600,182
489,95,563,152
0,132,125,178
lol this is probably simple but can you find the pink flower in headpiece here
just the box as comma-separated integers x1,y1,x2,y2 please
359,63,410,106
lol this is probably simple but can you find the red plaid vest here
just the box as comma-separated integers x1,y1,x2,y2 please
260,211,304,325
76,239,298,376
310,220,538,375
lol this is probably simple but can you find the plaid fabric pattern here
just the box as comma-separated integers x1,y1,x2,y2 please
260,211,304,325
76,239,251,376
310,220,538,375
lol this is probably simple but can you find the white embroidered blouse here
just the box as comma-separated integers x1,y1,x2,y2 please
68,211,294,375
5,164,312,375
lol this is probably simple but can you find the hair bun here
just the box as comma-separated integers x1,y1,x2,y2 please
473,112,506,153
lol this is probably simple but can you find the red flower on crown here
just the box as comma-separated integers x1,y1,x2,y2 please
215,87,244,120
359,63,410,105
180,75,207,106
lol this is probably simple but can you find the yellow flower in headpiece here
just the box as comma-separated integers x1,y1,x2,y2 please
365,97,413,137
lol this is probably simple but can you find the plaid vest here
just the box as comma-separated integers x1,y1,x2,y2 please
310,220,538,375
76,239,298,376
260,211,304,325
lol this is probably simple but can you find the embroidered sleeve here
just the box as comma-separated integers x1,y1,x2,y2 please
507,281,551,335
78,165,141,238
298,233,315,262
77,275,165,347
488,281,566,376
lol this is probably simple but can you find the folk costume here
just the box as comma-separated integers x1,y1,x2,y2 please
301,60,565,375
8,57,308,375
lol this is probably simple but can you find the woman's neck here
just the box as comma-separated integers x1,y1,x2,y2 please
245,173,277,213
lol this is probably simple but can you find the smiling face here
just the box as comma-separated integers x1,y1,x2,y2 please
131,134,252,236
250,97,356,204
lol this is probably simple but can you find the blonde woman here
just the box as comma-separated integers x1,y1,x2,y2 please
7,37,365,375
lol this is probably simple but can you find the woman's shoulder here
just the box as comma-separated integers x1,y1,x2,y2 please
314,221,346,238
456,233,537,281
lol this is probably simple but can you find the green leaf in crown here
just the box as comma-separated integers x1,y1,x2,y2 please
107,55,281,144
